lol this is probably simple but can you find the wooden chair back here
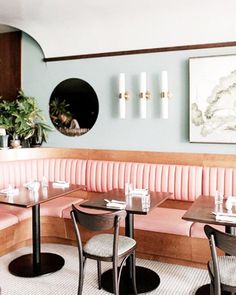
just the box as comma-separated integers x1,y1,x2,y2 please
204,225,236,256
71,204,126,231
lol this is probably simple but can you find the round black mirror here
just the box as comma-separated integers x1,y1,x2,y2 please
49,78,99,136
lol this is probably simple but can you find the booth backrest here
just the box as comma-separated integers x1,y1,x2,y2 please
6,158,236,202
203,167,236,197
86,160,203,201
0,159,87,189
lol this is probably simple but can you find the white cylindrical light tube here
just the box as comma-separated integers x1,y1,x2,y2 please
161,71,168,119
119,97,126,119
140,72,147,119
119,73,126,119
161,71,168,92
119,73,125,93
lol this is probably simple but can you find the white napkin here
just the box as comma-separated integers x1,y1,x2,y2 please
106,202,126,209
24,181,40,191
212,211,236,217
215,214,236,223
52,181,70,188
0,187,19,196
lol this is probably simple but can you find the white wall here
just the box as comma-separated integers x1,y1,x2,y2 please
22,33,236,154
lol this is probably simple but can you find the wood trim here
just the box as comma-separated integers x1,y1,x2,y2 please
43,41,236,62
1,148,236,168
0,147,89,161
0,31,21,99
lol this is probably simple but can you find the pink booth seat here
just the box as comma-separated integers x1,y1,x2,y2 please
0,204,31,222
40,197,85,218
134,207,193,236
190,222,224,239
0,212,18,230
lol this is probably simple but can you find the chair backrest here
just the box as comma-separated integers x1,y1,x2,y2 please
204,225,236,256
71,204,126,231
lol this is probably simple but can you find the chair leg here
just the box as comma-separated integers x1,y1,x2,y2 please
97,260,102,289
132,253,138,295
113,260,119,295
209,282,214,295
78,257,86,295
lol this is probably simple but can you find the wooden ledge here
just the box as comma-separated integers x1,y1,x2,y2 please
1,148,236,168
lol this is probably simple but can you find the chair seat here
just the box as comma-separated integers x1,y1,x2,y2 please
84,233,136,258
209,256,236,287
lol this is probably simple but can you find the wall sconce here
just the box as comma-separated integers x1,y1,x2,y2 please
139,72,151,119
119,73,129,119
160,71,172,119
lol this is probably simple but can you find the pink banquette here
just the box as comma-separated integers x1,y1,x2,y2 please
0,148,236,268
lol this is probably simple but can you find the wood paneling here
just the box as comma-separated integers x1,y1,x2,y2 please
1,148,236,169
0,31,21,100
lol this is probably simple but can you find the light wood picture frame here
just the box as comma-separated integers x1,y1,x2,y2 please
189,54,236,143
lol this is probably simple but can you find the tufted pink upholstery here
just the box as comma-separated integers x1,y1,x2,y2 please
86,160,203,201
203,167,236,198
2,157,235,243
0,158,87,189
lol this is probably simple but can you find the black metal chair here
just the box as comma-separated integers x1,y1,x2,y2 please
204,224,236,295
70,204,137,295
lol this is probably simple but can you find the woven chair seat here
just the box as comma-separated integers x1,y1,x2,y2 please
209,256,236,287
84,233,136,258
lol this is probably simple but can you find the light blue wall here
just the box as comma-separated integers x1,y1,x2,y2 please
22,33,236,154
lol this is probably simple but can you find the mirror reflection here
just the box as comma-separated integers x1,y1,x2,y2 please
49,78,99,136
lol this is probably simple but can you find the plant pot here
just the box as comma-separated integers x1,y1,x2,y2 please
10,139,21,149
0,135,9,149
29,136,43,148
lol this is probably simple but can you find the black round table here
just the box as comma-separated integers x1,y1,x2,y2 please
101,265,160,294
101,213,160,294
9,252,64,277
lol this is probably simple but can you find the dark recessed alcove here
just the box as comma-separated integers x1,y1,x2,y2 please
49,78,99,136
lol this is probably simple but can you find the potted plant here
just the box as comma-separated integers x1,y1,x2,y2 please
0,97,20,147
0,127,9,149
27,121,53,147
17,90,53,147
0,90,53,148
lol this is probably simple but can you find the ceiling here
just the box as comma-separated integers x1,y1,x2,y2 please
0,0,236,58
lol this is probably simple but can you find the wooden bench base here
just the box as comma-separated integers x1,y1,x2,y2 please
0,215,210,269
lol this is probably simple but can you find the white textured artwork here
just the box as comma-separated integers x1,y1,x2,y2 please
189,55,236,143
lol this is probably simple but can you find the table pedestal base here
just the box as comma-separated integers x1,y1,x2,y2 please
101,266,160,294
9,253,65,277
196,283,231,295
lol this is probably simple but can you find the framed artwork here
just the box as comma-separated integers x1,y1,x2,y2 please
189,54,236,143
